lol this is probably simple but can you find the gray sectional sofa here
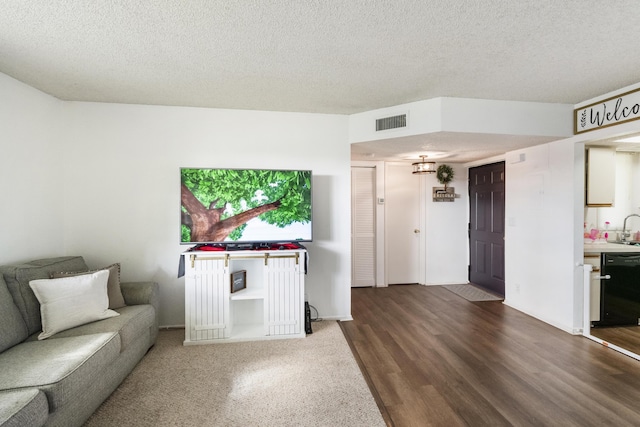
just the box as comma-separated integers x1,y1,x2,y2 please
0,256,159,427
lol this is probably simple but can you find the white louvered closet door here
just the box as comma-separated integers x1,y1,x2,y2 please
351,166,376,287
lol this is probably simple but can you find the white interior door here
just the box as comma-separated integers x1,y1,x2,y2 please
351,166,376,287
385,163,421,284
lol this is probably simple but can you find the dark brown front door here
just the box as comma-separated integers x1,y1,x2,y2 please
469,162,505,295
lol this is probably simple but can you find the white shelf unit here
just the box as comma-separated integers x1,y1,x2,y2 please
183,249,306,345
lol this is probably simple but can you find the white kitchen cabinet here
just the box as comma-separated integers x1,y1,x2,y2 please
183,249,306,345
586,147,616,207
584,254,601,322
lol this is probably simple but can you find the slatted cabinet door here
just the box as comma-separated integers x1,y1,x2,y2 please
265,255,304,336
185,257,229,342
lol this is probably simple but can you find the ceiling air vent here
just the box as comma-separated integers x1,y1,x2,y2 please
376,114,407,131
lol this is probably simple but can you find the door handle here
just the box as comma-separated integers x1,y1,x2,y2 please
414,229,420,234
594,275,611,280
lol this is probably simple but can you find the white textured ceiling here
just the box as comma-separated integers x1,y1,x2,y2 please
2,1,640,160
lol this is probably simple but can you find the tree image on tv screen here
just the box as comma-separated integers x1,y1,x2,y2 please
181,169,311,242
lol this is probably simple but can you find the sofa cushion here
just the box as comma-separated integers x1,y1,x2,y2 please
0,333,120,411
0,389,48,427
37,304,155,352
29,270,120,340
0,256,88,335
121,281,160,313
0,275,28,353
52,263,126,309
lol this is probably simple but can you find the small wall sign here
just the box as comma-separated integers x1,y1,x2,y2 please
433,187,455,202
574,86,640,134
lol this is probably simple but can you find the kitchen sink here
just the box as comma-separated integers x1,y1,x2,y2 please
612,240,640,246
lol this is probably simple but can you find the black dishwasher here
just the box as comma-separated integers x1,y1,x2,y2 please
592,252,640,327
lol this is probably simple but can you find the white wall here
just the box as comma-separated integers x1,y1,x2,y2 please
0,72,352,327
423,164,469,285
504,140,582,333
440,98,572,136
58,102,351,327
513,113,640,335
0,74,66,263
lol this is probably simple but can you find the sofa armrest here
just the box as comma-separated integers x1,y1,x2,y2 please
120,282,159,314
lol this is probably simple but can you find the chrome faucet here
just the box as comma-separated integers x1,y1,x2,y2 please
622,214,640,241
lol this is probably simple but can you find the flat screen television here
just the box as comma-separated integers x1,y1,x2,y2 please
180,168,312,245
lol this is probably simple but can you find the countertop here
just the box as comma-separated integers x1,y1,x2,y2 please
584,242,640,255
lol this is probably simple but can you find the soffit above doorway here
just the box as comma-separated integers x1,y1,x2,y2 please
350,132,559,163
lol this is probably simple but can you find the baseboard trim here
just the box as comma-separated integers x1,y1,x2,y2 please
323,315,353,321
159,324,185,330
503,300,579,335
422,281,471,286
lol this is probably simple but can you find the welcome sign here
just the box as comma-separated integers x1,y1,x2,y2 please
574,87,640,134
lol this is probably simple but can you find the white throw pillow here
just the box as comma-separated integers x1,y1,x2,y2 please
29,270,120,340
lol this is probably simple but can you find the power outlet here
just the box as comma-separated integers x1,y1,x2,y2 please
515,283,520,293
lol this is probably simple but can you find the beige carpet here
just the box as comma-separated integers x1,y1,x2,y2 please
442,284,504,302
84,321,385,427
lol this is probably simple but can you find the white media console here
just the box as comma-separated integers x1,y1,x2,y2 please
182,247,306,345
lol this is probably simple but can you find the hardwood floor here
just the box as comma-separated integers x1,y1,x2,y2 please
340,285,640,427
591,325,640,356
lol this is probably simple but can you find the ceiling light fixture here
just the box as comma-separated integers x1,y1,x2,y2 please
412,155,436,174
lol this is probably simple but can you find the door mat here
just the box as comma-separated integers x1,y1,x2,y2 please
442,284,504,302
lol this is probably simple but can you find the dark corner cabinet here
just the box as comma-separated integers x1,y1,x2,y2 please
592,252,640,327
